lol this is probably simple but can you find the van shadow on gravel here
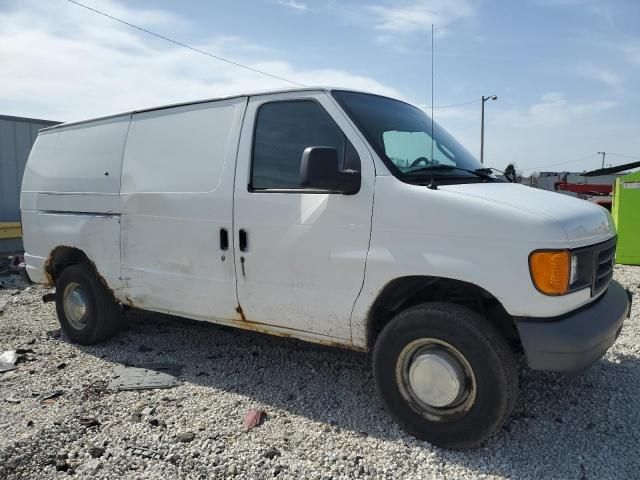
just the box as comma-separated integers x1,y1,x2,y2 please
51,309,640,479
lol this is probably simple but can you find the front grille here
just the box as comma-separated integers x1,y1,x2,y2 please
570,237,616,297
593,241,615,296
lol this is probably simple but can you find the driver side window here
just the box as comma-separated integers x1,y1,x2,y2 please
251,100,359,190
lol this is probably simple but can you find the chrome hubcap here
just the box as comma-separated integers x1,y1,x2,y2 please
397,338,476,421
408,350,463,407
63,282,88,330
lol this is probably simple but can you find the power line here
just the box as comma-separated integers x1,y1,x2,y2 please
510,152,640,174
63,0,306,87
607,152,640,161
63,1,484,110
522,153,599,172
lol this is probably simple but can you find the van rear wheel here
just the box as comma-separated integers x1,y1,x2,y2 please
55,264,121,345
373,302,518,449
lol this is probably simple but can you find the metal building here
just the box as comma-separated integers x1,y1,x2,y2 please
1,114,60,253
535,171,627,195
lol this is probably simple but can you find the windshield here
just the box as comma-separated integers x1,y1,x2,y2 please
332,90,484,181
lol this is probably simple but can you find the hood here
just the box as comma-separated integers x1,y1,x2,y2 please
439,182,615,246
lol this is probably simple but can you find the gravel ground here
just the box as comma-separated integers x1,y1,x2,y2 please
0,265,638,480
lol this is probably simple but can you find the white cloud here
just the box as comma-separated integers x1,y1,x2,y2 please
435,92,631,173
273,0,308,12
494,92,617,128
367,0,474,37
576,63,622,88
624,43,640,67
0,0,399,122
532,0,613,23
2,0,636,175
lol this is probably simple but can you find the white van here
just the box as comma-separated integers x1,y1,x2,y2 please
20,88,630,448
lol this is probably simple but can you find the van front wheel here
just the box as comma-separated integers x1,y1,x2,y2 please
373,302,518,449
55,264,121,345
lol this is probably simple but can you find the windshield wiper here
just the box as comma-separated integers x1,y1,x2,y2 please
478,167,516,182
404,164,496,182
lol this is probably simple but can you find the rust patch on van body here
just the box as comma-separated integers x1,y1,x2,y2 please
220,316,365,351
226,306,364,351
43,247,65,286
235,305,247,321
43,257,55,286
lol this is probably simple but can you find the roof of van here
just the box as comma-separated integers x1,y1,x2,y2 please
39,86,387,133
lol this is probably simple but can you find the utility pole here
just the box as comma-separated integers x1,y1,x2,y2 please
598,151,606,168
480,95,498,164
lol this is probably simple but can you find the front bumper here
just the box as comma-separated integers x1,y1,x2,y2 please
515,280,631,372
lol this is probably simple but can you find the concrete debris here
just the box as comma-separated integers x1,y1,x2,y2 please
126,446,164,460
176,432,196,443
108,364,182,391
0,350,17,373
141,406,154,416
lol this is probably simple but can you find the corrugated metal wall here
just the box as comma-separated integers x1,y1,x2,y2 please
0,114,60,252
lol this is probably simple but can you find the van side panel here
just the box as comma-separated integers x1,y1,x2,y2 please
20,116,130,288
119,98,246,320
21,116,130,213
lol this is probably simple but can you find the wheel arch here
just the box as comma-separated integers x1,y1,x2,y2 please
44,246,93,285
366,275,521,352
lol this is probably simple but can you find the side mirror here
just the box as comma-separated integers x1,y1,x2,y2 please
299,146,360,194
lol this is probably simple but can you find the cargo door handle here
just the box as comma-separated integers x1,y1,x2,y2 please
238,229,248,252
220,228,229,251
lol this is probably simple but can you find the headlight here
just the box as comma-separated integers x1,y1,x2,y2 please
529,250,570,296
569,254,578,286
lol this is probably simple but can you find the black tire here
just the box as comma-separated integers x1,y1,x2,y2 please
373,302,518,449
55,263,121,345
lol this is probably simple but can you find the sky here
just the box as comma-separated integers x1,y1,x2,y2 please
1,0,639,173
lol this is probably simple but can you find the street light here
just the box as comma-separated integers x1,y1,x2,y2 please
480,95,498,164
597,151,606,168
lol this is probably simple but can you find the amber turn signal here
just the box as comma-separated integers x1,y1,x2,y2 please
529,250,570,296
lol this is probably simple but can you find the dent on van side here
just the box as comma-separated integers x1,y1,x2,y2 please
20,87,630,449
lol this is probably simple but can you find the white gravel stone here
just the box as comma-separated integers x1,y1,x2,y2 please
0,266,638,479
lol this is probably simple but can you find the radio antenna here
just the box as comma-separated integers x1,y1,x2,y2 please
427,24,437,189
